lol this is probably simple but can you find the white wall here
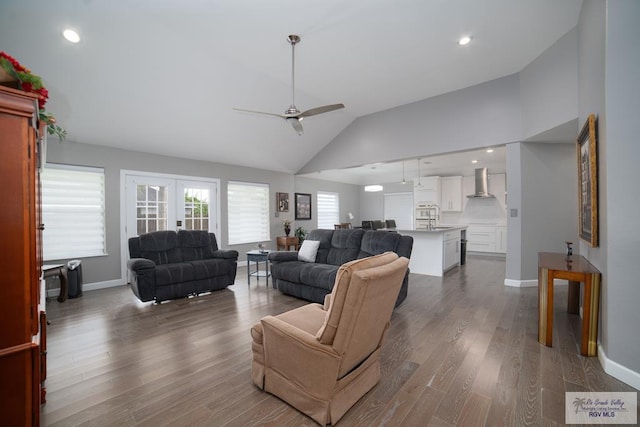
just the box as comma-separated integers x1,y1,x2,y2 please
520,142,578,280
520,27,579,139
298,74,523,174
293,176,361,231
46,141,296,284
581,0,640,384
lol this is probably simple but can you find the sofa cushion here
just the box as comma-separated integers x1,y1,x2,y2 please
155,263,195,286
305,229,334,264
358,230,401,258
272,261,340,291
300,263,340,290
179,230,217,261
189,259,233,280
326,229,365,266
298,239,321,262
138,231,182,265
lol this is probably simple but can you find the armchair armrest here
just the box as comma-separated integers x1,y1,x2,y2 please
268,251,299,263
323,293,332,311
127,257,156,271
212,249,239,260
261,315,341,398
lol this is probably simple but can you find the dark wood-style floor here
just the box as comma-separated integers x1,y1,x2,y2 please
42,256,637,426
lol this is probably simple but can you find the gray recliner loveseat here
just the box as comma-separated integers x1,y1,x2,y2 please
269,229,413,307
127,230,238,303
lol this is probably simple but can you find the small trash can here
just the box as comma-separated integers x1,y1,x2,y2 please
67,259,83,298
460,239,467,266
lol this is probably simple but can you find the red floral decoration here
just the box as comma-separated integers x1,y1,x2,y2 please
0,51,66,139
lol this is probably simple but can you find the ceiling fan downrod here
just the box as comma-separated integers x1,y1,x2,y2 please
287,34,301,115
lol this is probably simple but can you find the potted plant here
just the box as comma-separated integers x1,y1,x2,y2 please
295,226,307,244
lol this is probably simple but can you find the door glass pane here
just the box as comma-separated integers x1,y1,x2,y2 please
184,188,210,231
136,184,169,234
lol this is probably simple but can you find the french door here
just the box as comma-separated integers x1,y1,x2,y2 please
121,171,219,280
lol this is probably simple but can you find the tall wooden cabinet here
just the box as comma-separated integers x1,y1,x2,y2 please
0,85,46,426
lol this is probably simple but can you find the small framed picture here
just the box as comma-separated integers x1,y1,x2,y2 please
294,193,312,220
276,192,289,212
577,113,598,247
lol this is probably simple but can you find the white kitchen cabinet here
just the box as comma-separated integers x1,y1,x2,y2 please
440,176,462,212
443,230,460,271
413,176,440,205
466,224,507,254
466,225,497,252
414,176,440,191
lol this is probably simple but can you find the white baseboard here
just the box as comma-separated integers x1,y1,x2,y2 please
46,278,125,298
504,278,569,287
598,343,640,390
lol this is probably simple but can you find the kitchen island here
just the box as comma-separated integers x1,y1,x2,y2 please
400,226,467,277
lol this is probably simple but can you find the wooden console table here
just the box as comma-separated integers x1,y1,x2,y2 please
538,252,601,356
276,236,299,251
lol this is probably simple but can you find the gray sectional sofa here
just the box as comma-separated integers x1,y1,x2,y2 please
268,229,413,307
127,230,238,303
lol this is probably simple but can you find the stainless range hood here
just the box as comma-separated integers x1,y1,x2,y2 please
466,168,495,198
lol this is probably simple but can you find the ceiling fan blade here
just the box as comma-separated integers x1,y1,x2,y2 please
298,103,345,118
287,117,304,135
232,107,285,118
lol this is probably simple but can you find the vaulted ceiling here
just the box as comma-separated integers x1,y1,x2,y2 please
0,0,582,175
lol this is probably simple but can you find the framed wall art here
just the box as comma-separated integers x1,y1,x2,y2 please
294,192,312,220
577,113,598,247
276,192,289,212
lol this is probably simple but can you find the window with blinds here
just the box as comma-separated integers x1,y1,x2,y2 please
227,181,270,245
41,164,106,260
317,191,340,229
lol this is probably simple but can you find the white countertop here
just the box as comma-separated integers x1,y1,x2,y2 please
398,226,467,233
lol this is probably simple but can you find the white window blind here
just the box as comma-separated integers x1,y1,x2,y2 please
317,191,340,229
41,164,106,260
227,181,270,245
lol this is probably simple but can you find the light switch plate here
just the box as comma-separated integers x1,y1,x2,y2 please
510,208,518,217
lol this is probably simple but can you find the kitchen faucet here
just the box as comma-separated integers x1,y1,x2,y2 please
426,203,440,229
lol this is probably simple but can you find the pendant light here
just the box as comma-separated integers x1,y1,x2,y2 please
401,160,407,184
416,158,423,187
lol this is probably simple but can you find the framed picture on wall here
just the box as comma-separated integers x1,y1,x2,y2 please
294,193,312,220
276,192,289,212
577,113,598,247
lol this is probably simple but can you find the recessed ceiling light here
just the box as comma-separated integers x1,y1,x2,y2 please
471,160,478,164
486,148,494,153
63,29,80,43
458,36,471,46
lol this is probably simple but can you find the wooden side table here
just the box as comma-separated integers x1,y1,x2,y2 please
276,236,299,251
538,252,601,356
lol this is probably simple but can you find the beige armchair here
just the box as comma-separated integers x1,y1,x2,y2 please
250,251,409,425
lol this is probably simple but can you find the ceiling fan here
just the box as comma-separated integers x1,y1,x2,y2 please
233,35,345,135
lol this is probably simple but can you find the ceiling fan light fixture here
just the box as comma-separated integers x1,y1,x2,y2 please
364,185,383,192
232,34,345,135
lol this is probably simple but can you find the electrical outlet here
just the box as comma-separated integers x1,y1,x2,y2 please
510,208,518,217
